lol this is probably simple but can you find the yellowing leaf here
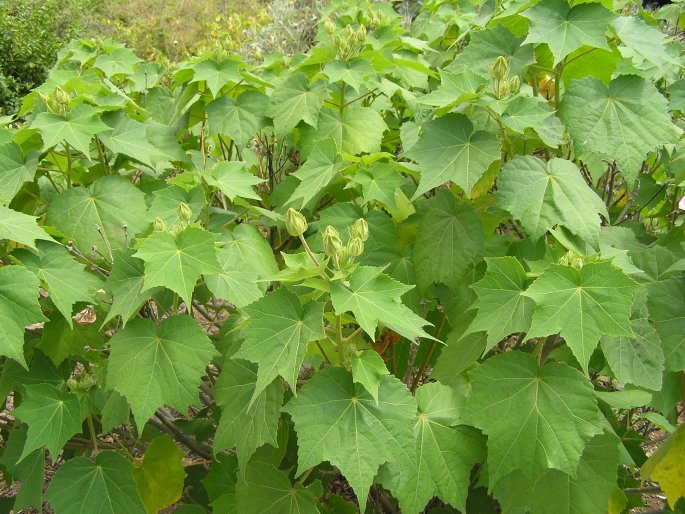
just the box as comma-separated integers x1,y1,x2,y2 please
642,424,685,508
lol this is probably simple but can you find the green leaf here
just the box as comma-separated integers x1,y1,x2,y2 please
300,106,387,157
133,435,187,514
190,59,241,97
33,104,110,155
496,157,608,248
206,91,269,147
612,16,682,72
496,432,620,514
465,352,603,486
39,311,105,366
641,424,685,509
0,429,44,510
647,277,685,371
330,266,435,342
381,383,486,513
204,225,277,308
500,96,555,134
134,226,221,307
203,161,264,202
14,242,101,325
419,70,487,109
0,142,37,205
350,163,405,207
45,452,146,514
234,288,324,402
413,191,484,293
286,137,342,207
523,261,638,372
103,249,158,326
601,319,664,390
0,205,53,249
470,256,535,349
213,358,283,470
268,74,328,136
283,367,415,511
13,384,82,462
45,176,149,253
235,462,323,514
522,0,616,65
106,316,218,431
404,113,500,198
351,349,389,403
0,266,47,368
558,76,682,185
94,46,141,77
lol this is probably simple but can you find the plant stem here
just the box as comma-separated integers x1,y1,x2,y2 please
87,416,99,452
298,234,320,267
411,309,447,392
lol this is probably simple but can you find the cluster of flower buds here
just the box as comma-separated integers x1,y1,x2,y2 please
365,8,386,30
152,202,194,236
488,56,521,99
327,21,367,61
323,218,369,269
39,86,71,115
559,250,585,269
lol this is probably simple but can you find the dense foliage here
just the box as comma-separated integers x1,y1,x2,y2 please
0,0,684,512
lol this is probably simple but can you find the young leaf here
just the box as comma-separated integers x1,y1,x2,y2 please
33,104,110,155
523,262,638,373
522,0,616,65
106,316,218,431
235,461,323,514
496,156,607,248
469,256,535,349
647,277,685,371
405,113,499,199
330,266,435,342
283,367,416,512
133,435,187,514
134,226,221,308
268,73,327,136
351,349,389,403
465,352,603,486
13,384,82,462
0,266,47,368
413,191,484,293
233,289,324,403
601,319,664,391
0,205,54,250
286,137,342,208
213,358,283,470
45,452,146,514
203,161,264,202
558,76,682,185
14,242,101,326
45,175,149,253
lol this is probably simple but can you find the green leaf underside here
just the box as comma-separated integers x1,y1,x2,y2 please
496,156,607,248
465,352,603,486
330,266,435,342
470,256,535,349
283,367,416,512
213,358,283,470
45,452,146,514
524,261,638,372
134,226,221,307
405,113,500,198
234,288,324,404
106,316,218,431
13,384,82,462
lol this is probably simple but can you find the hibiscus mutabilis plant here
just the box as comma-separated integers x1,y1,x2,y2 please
0,0,684,512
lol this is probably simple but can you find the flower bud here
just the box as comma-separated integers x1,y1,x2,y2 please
356,25,367,42
54,86,69,106
344,24,355,40
347,236,364,257
509,75,521,93
153,217,167,232
324,17,336,34
285,208,308,236
489,56,510,81
323,225,343,258
66,378,79,391
497,80,510,99
178,202,192,223
351,218,369,242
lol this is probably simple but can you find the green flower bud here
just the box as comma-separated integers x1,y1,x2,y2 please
356,25,367,42
285,208,308,237
66,378,78,391
323,225,343,258
178,202,193,223
344,24,355,40
324,17,336,34
497,80,510,99
509,75,521,93
351,218,369,242
54,86,69,106
347,236,364,257
489,56,510,81
153,217,167,232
